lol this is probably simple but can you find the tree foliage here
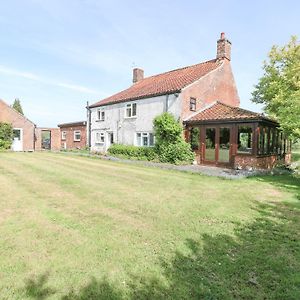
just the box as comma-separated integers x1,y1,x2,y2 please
12,98,24,115
153,113,194,164
252,36,300,139
0,122,13,149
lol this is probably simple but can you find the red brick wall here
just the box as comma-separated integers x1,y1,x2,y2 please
234,155,278,170
0,99,35,151
35,128,61,151
60,125,87,150
181,60,240,120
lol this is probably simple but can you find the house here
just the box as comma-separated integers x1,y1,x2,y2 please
0,99,36,151
88,33,291,169
58,121,87,150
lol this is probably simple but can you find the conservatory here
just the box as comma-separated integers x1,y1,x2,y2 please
184,102,291,169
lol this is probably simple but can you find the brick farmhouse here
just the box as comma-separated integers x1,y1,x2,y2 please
88,33,291,169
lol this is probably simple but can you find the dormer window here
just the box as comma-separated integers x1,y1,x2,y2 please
97,109,105,121
125,103,137,118
190,98,196,111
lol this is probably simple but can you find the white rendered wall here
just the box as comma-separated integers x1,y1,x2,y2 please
90,93,181,152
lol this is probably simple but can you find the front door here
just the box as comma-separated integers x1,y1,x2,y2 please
204,127,231,165
12,128,23,151
106,132,114,150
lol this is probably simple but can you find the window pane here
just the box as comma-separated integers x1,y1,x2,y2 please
205,128,215,161
101,111,105,120
190,127,200,150
219,128,230,162
13,129,21,140
136,133,141,146
190,98,196,111
238,126,252,154
132,103,137,116
100,133,105,142
149,133,154,146
264,128,269,154
143,136,148,146
126,107,131,117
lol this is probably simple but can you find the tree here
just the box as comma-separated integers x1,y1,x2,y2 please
252,36,300,140
153,113,194,164
12,98,24,115
0,122,13,149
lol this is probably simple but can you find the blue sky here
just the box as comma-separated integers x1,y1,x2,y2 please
0,0,299,127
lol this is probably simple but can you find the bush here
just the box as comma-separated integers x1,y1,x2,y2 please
108,144,157,161
158,140,195,164
154,113,194,164
0,122,13,150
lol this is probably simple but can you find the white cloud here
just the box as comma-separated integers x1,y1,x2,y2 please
0,64,104,95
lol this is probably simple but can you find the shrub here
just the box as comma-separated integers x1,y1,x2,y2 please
158,140,195,164
0,122,13,150
153,113,194,164
108,144,157,161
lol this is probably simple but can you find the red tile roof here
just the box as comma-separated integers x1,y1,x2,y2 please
90,59,221,108
185,101,276,123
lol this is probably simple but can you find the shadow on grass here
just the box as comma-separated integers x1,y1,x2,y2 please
24,272,56,300
251,173,300,201
24,199,300,299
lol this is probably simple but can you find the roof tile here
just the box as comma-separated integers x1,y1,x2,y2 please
186,101,274,122
90,59,221,107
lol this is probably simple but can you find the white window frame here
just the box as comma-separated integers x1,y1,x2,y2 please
136,132,154,147
96,132,105,144
74,130,81,142
125,102,137,118
97,109,105,121
61,131,66,140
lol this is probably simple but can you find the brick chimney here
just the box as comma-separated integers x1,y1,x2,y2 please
132,68,144,84
216,32,231,61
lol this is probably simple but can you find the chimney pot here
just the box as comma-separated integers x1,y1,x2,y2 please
216,32,231,61
133,68,144,84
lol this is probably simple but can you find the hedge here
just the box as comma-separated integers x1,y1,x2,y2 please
108,144,157,161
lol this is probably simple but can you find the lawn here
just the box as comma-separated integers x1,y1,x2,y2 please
0,152,299,299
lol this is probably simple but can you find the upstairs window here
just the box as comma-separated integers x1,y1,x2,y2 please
190,98,196,111
61,131,66,140
97,109,105,121
74,130,81,142
136,132,154,147
237,126,253,154
126,103,137,118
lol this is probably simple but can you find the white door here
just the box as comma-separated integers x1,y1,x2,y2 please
106,132,114,151
12,128,23,151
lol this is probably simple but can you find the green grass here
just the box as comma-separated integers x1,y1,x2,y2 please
292,148,300,162
0,152,299,299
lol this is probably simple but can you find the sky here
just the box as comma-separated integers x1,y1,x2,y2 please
0,0,299,127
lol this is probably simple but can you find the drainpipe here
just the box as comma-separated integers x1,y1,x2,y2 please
33,124,36,151
86,101,91,150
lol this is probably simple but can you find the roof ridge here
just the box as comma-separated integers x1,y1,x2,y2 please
141,58,218,81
